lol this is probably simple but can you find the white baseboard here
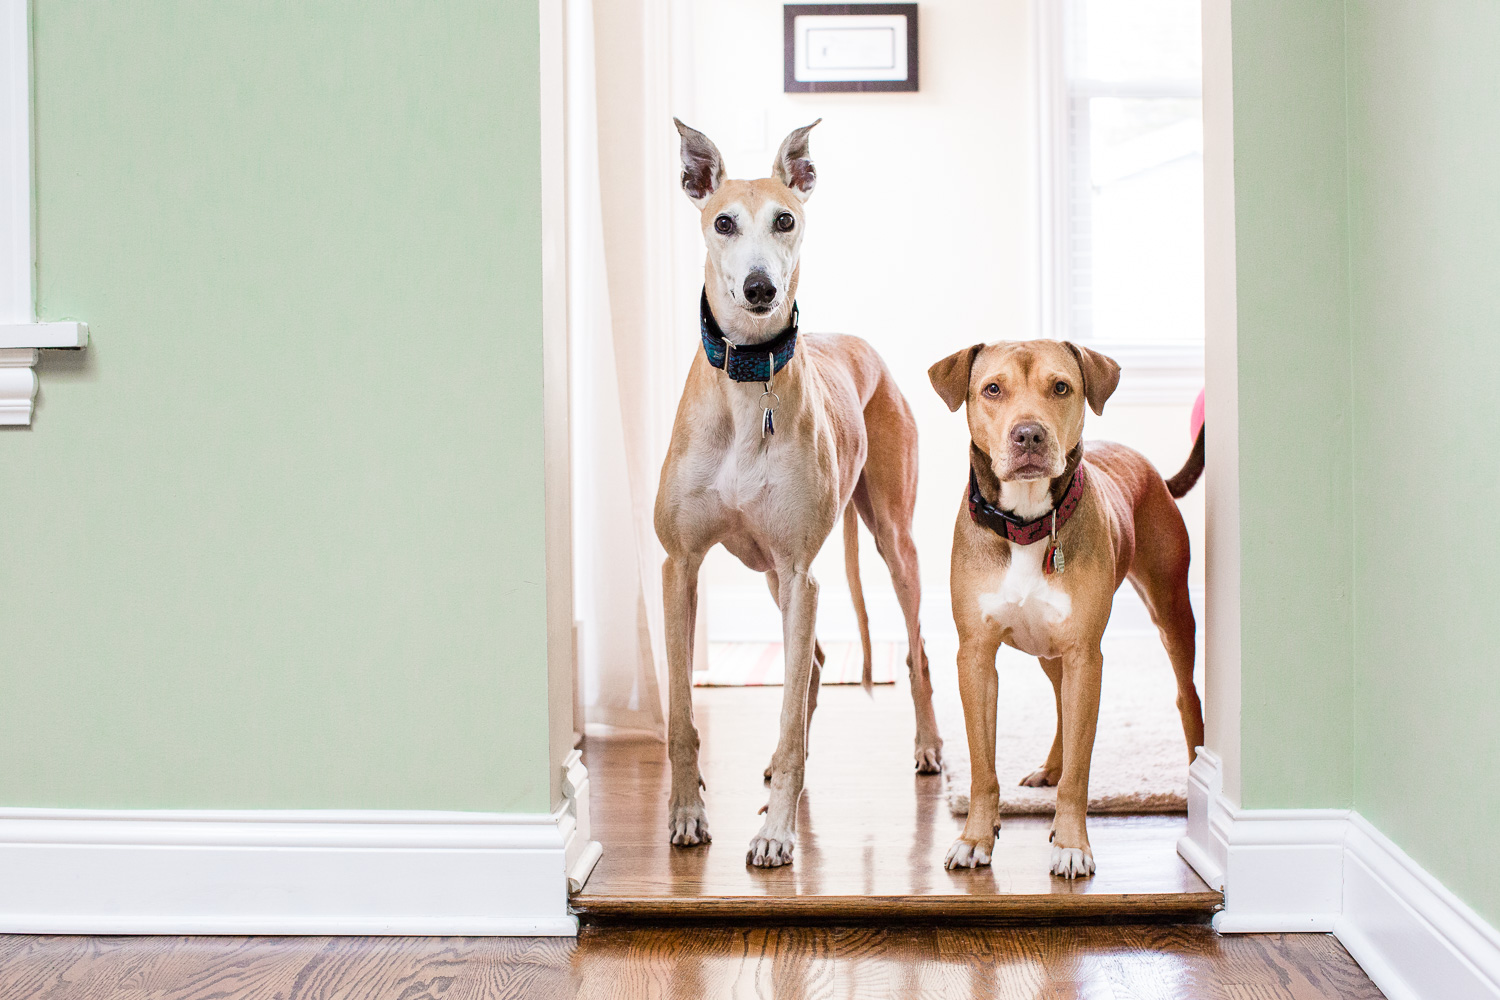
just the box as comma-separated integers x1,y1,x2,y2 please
1337,814,1500,1000
1178,750,1500,999
0,756,601,936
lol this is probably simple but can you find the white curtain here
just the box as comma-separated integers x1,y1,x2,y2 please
566,0,698,738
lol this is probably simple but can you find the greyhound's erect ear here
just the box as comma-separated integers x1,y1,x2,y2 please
772,119,821,201
674,118,726,209
1063,342,1122,416
929,344,984,412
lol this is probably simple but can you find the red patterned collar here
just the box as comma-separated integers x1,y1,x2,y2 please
967,453,1087,546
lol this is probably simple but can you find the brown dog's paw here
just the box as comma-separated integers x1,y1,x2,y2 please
1019,764,1061,787
1049,844,1096,879
944,837,993,870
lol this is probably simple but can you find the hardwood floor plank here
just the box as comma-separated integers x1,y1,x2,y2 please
0,927,1385,1000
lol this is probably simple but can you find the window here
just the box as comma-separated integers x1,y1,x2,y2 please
1038,0,1204,354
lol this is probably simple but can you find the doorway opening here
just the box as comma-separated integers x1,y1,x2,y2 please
559,0,1217,921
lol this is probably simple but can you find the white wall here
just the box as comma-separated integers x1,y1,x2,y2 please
671,0,1204,646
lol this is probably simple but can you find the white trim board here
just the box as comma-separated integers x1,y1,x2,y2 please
1,0,88,426
1179,749,1500,999
0,755,602,936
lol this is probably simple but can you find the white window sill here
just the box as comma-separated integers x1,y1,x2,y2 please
0,323,88,425
0,322,88,349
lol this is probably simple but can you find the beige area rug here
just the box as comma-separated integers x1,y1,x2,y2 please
931,633,1194,817
693,641,902,687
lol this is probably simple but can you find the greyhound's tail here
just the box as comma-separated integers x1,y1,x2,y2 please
843,502,874,696
1166,424,1206,498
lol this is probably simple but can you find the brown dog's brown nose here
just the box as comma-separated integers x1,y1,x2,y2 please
1010,422,1047,453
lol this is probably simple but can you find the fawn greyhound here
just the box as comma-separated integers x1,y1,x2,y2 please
655,119,942,868
929,339,1205,879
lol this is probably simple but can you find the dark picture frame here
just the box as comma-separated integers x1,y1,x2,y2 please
783,4,919,93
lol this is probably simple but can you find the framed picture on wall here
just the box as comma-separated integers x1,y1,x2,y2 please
784,4,919,93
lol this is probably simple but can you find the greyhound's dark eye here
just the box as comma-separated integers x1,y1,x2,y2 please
775,212,795,232
714,215,735,235
983,383,1001,398
1054,381,1070,396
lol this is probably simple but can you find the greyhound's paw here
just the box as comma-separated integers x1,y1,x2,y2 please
944,838,993,870
1049,844,1096,879
667,802,711,847
746,829,796,868
1020,764,1060,787
914,746,943,774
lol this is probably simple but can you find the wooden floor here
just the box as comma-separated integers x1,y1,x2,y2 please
0,926,1385,998
575,678,1219,922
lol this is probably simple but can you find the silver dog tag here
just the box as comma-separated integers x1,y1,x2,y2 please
1044,511,1064,576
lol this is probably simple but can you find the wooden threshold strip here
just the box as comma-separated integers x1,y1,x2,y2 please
572,891,1224,925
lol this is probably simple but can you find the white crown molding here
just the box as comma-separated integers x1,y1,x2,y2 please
0,757,602,936
1179,750,1500,999
0,346,37,424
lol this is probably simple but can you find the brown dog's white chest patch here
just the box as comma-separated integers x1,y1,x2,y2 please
977,538,1072,656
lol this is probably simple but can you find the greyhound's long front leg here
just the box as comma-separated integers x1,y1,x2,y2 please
1051,644,1104,878
663,554,710,847
748,567,819,867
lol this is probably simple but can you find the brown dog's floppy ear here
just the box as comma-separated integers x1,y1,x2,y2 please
772,119,821,201
929,344,984,412
675,118,726,209
1063,342,1121,416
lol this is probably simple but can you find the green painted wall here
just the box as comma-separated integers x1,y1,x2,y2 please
1345,0,1500,925
0,1,553,813
1232,0,1500,923
1231,0,1355,810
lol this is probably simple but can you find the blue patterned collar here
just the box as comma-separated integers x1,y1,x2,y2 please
699,289,799,383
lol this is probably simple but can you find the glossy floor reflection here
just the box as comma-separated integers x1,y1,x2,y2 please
576,672,1217,920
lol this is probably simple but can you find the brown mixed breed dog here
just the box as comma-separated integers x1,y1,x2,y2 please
929,340,1205,879
655,120,943,868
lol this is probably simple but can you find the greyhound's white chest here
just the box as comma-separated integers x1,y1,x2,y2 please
977,539,1072,657
707,438,776,508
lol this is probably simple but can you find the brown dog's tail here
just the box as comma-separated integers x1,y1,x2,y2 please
1166,425,1206,498
843,503,874,695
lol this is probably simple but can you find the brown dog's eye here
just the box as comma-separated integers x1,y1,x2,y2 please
983,383,1001,398
714,215,735,235
775,212,795,232
1054,381,1070,396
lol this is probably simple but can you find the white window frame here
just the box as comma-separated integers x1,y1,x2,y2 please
1,0,86,425
1035,0,1203,404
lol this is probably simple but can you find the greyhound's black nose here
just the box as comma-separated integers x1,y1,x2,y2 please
1010,422,1047,453
743,272,777,307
